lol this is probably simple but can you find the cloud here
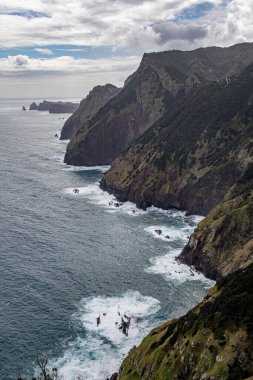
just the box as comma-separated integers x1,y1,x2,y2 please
0,54,141,76
0,0,252,98
0,53,141,98
8,54,30,66
0,0,235,52
0,0,253,54
34,48,53,54
151,22,207,44
0,0,251,56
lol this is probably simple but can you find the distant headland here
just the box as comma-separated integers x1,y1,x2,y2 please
29,100,79,114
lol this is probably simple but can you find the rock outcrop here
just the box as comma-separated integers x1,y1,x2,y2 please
100,63,253,216
29,100,79,114
29,102,39,110
60,84,120,140
118,263,253,380
180,165,253,280
65,42,253,166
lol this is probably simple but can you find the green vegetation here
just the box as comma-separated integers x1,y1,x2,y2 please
180,164,253,279
102,63,253,216
119,264,253,380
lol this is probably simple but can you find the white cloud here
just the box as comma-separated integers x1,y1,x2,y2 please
0,0,252,98
0,55,141,75
34,48,53,54
0,55,141,99
8,54,30,66
0,0,251,53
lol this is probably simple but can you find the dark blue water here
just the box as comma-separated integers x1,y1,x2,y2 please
0,99,213,380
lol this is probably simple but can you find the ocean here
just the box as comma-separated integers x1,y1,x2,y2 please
0,99,213,380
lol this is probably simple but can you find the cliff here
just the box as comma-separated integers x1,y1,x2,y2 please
100,63,253,216
65,42,253,166
60,84,120,139
117,263,253,380
29,100,79,114
179,165,253,280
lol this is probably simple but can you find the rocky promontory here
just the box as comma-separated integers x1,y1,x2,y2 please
64,42,253,166
29,100,79,114
60,84,120,140
101,63,253,216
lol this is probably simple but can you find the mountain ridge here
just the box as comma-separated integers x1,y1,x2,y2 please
64,42,253,166
100,63,253,216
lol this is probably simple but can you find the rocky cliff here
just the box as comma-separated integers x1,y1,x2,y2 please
65,42,253,166
101,63,253,216
60,84,120,140
179,165,253,280
117,263,253,380
29,100,79,114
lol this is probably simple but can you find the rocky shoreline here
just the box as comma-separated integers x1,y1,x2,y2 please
59,43,253,380
109,263,253,380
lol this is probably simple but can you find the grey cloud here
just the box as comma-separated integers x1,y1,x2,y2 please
12,55,30,66
152,22,208,44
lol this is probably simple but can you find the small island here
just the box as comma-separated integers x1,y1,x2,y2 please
29,100,79,114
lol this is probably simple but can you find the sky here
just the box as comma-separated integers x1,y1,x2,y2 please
0,0,252,99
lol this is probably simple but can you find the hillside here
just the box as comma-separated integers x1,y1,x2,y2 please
117,263,253,380
101,63,253,216
60,84,120,139
179,165,253,280
64,42,253,166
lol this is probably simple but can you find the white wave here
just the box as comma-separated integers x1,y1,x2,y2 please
189,214,204,224
51,291,160,380
63,184,144,216
144,225,191,243
147,206,186,218
146,206,204,224
146,248,214,285
63,181,206,222
63,165,110,173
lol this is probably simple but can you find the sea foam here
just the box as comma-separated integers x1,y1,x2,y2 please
51,291,160,380
63,184,144,216
144,225,191,243
145,249,214,285
63,165,110,173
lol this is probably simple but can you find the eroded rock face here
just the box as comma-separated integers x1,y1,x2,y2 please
118,263,253,380
100,63,253,216
60,84,120,140
180,165,253,280
65,42,253,166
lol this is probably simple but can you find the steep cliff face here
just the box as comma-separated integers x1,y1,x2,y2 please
179,165,253,280
101,63,253,216
118,263,253,380
60,84,120,140
65,42,253,166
